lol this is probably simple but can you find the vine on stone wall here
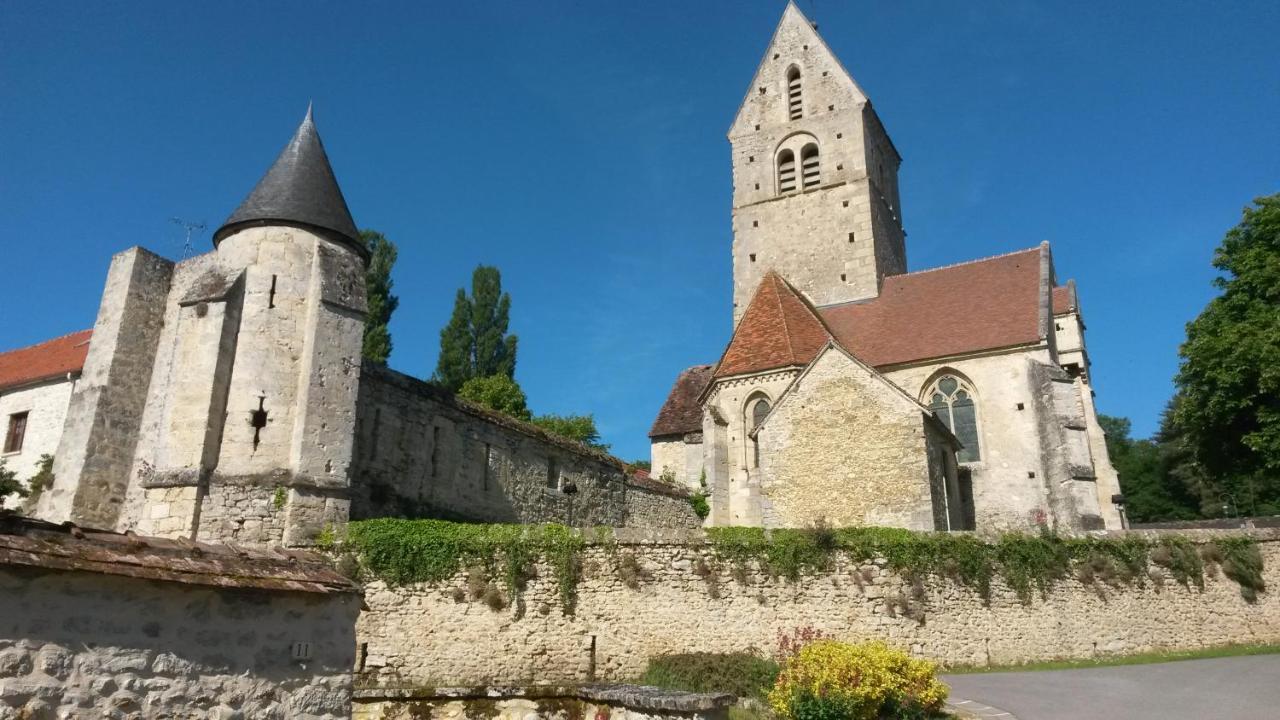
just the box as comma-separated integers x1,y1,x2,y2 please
342,520,1267,611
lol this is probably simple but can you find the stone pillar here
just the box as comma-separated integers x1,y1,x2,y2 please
37,247,174,528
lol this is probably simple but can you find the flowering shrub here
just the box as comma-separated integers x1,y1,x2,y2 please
768,640,948,720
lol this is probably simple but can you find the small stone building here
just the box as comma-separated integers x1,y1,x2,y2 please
650,2,1122,532
0,512,360,718
0,331,90,495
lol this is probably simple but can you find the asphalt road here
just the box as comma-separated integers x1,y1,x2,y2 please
942,654,1280,720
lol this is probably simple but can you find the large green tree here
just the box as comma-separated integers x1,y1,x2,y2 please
433,266,519,392
458,374,531,421
530,413,609,451
360,229,400,364
1175,193,1280,516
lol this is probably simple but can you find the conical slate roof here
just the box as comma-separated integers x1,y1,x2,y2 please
213,106,363,256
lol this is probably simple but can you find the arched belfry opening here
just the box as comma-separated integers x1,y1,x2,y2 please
786,65,803,120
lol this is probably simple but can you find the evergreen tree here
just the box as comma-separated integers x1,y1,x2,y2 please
1175,193,1280,516
433,265,519,392
360,229,400,364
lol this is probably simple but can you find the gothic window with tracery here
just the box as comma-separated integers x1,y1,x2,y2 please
927,375,981,462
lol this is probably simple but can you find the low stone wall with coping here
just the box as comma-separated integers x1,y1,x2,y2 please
353,527,1280,689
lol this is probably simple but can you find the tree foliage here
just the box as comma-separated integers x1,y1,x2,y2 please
0,459,27,503
529,413,608,451
1100,411,1200,523
1175,193,1280,516
434,266,518,391
458,374,531,421
359,229,400,364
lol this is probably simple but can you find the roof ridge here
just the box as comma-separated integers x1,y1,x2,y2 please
894,245,1043,280
0,328,92,358
770,274,800,363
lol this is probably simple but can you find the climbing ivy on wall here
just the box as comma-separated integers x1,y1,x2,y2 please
340,519,1267,610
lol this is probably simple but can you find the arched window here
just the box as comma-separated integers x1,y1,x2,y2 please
800,143,820,188
927,375,981,462
747,394,771,468
786,66,803,120
777,150,796,194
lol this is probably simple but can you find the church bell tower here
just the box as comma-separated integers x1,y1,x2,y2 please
729,2,906,325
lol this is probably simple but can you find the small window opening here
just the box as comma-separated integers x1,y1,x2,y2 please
800,143,820,188
749,254,757,262
748,155,754,163
4,412,28,454
848,233,856,243
268,275,277,309
836,133,843,139
752,220,758,227
786,66,803,120
249,397,269,451
547,458,560,490
840,273,847,282
827,104,834,111
754,183,760,190
842,200,849,208
777,149,797,193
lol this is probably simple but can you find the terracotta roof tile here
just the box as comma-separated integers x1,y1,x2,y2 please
713,272,832,378
1052,284,1076,315
649,365,714,438
820,247,1045,367
0,329,92,392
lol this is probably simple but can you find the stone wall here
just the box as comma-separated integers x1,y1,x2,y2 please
354,686,731,720
0,568,359,719
755,346,950,529
352,367,699,529
354,529,1280,688
0,377,75,484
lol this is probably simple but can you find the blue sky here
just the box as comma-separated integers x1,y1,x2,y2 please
2,1,1277,462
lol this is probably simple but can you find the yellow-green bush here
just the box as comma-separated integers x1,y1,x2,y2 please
768,640,948,720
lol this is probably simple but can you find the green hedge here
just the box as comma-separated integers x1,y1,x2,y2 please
639,652,780,699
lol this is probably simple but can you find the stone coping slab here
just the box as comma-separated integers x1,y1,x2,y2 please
352,684,735,713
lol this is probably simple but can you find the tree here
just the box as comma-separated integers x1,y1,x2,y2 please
458,374,531,421
1100,412,1199,523
0,459,27,504
530,414,609,451
433,266,519,392
359,229,400,364
1175,194,1280,516
630,460,652,471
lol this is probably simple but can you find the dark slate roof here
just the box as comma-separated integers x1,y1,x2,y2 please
0,512,358,595
649,365,714,439
213,106,365,259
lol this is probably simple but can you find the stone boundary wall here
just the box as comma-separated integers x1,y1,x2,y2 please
355,529,1280,688
353,685,732,720
351,366,699,529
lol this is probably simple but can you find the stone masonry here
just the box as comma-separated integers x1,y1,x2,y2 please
355,528,1280,689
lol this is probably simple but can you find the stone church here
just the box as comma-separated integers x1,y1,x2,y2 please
649,2,1123,532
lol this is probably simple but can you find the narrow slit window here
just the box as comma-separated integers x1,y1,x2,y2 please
786,66,803,120
777,149,796,194
800,143,820,188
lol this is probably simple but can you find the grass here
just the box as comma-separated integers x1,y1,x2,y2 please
944,642,1280,674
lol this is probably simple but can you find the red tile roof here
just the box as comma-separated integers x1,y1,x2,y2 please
0,329,92,392
649,365,714,438
1052,284,1076,315
820,247,1046,367
713,272,833,379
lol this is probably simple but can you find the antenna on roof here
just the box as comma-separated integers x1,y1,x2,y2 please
170,217,206,260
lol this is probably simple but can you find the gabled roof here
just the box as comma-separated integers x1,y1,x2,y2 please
649,365,714,438
213,105,365,259
0,329,92,392
713,271,832,379
1052,282,1077,316
820,246,1047,367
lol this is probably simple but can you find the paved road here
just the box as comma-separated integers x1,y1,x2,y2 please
943,655,1280,720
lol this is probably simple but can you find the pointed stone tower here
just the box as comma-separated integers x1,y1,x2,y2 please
729,1,905,325
39,107,368,547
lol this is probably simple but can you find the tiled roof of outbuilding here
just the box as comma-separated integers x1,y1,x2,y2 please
648,365,714,439
713,271,833,379
0,512,358,595
0,329,92,392
820,246,1046,367
1052,284,1077,315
